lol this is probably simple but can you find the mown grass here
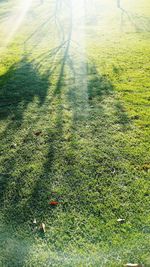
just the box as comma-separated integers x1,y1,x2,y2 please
0,0,150,266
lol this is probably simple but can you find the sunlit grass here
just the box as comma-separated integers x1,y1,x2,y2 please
0,0,33,54
0,0,150,266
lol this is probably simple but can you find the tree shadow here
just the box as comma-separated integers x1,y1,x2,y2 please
0,2,147,265
0,1,132,251
0,56,55,267
0,58,48,108
0,0,76,226
119,6,150,32
0,60,133,267
114,101,130,130
87,63,113,101
0,57,49,139
0,6,132,227
0,57,51,217
130,13,150,32
0,0,21,24
26,62,118,220
0,59,103,216
0,20,74,226
64,63,131,216
0,9,10,23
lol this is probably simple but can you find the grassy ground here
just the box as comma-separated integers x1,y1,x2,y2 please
0,0,150,266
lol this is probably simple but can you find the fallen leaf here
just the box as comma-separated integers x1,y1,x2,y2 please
33,218,37,224
39,223,46,233
125,264,143,267
49,201,59,206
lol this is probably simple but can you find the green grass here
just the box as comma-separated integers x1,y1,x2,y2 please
0,0,150,266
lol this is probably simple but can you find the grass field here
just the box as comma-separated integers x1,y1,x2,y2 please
0,0,150,266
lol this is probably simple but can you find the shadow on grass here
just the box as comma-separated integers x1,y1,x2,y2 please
0,2,74,224
0,54,132,225
0,58,49,111
114,101,130,129
0,57,50,138
0,42,133,243
119,6,150,32
0,10,10,23
87,63,113,100
0,51,134,266
0,43,72,224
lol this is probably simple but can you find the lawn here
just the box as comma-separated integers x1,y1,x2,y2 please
0,0,150,266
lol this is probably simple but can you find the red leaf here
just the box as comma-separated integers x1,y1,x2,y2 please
49,201,59,206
